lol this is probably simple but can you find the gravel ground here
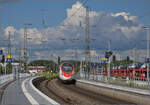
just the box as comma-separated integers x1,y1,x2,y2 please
35,77,136,105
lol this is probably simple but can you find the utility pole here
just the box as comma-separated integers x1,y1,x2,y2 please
5,31,12,75
24,24,27,72
142,26,150,88
24,23,32,73
8,31,11,57
85,6,91,79
18,48,21,79
0,7,2,32
75,48,78,72
107,40,111,81
16,47,21,79
146,28,150,87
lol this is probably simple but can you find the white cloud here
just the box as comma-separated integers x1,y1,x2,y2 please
112,24,142,39
1,1,147,61
64,1,99,27
111,12,137,22
4,26,16,36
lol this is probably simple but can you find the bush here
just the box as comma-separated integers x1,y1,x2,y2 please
0,64,5,74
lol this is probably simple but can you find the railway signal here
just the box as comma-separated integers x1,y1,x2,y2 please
145,58,150,63
58,56,61,65
127,56,130,62
105,51,113,82
1,55,5,64
105,51,113,60
112,55,116,62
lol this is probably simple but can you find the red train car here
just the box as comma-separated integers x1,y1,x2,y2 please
102,68,150,81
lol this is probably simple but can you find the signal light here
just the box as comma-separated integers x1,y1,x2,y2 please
113,55,116,62
105,51,113,59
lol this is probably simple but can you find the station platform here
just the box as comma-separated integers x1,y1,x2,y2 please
1,76,59,105
77,79,150,96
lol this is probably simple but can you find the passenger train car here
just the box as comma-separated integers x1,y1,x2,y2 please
102,68,150,81
58,62,76,83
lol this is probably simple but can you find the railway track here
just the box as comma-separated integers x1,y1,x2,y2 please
36,78,136,105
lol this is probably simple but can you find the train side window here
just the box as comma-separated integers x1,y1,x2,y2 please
144,71,147,78
135,71,137,76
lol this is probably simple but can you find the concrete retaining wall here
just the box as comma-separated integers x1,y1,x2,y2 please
77,82,150,105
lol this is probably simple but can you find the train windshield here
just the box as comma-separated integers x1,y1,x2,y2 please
62,63,73,73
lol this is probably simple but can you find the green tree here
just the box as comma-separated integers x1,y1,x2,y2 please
0,64,5,74
28,60,57,72
6,63,12,74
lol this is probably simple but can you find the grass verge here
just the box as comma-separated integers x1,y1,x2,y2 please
36,72,58,79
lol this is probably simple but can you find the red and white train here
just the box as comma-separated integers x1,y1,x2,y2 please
59,62,76,83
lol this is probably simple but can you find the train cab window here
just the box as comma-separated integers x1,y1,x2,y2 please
62,63,73,73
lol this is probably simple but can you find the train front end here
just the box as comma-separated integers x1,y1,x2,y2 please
59,62,75,83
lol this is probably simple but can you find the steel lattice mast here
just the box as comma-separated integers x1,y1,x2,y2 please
24,24,27,72
85,6,91,79
8,31,11,57
24,23,32,72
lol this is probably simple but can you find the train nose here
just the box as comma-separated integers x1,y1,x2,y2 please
64,73,71,77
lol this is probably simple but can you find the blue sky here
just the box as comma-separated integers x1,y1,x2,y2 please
0,0,150,61
0,0,150,29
